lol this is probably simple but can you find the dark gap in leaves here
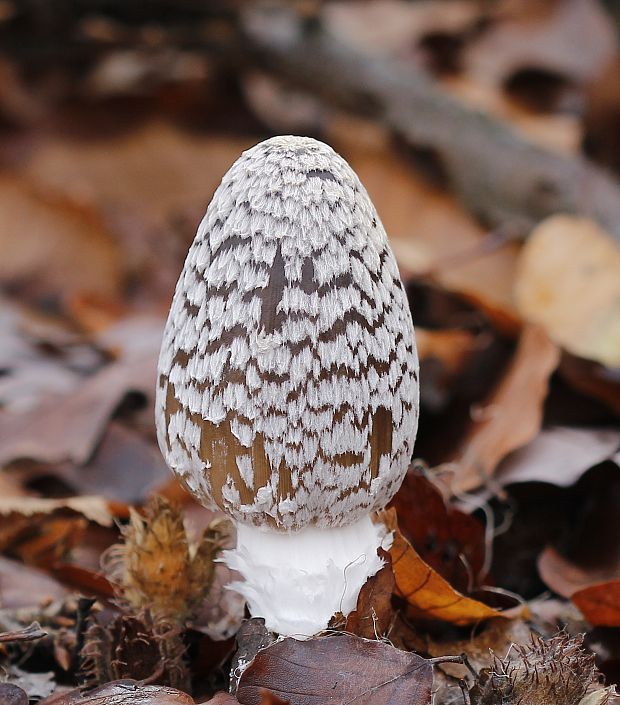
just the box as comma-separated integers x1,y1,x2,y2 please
489,483,567,598
503,67,578,114
544,370,617,427
392,136,450,189
417,32,467,75
559,461,620,571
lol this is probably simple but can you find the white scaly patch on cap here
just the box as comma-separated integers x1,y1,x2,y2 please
156,135,419,531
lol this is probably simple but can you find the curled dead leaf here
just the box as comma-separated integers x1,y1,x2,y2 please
447,324,560,493
381,509,520,625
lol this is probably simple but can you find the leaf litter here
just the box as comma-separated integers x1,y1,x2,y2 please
0,1,619,703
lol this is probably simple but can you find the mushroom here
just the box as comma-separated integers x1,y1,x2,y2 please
155,135,419,638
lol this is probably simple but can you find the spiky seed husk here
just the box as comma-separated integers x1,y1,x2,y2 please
102,496,230,623
80,611,189,691
471,633,604,705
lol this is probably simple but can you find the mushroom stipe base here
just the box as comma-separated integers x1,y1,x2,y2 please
223,514,392,638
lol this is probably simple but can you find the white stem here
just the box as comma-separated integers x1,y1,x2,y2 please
222,514,391,638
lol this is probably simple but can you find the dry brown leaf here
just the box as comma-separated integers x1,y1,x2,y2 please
0,175,123,301
15,122,253,299
342,550,395,639
538,546,620,599
381,509,514,625
447,324,560,494
572,581,620,627
0,496,120,526
21,122,250,232
0,556,69,608
39,680,195,705
0,345,158,468
236,634,433,705
514,215,620,368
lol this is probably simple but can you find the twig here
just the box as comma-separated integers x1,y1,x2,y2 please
241,4,620,243
0,621,47,643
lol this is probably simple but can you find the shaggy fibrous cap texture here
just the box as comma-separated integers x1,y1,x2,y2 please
156,136,419,530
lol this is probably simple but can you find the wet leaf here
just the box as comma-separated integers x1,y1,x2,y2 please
236,634,433,705
514,215,620,368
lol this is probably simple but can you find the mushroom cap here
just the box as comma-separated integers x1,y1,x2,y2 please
156,135,419,530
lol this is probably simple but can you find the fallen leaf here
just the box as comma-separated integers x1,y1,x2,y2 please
53,422,170,503
381,509,514,625
514,215,620,368
538,546,620,598
343,550,395,639
448,324,560,493
0,347,158,468
0,684,28,705
0,495,121,526
259,693,289,705
390,469,487,592
497,426,620,487
0,556,69,608
236,634,433,705
0,175,123,302
559,353,620,416
202,695,239,705
583,54,620,174
6,667,56,701
572,582,620,627
16,122,254,301
39,680,195,705
0,299,83,414
579,689,619,705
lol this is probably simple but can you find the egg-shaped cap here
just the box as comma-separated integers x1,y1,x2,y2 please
156,135,419,530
